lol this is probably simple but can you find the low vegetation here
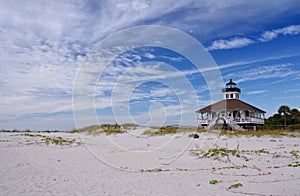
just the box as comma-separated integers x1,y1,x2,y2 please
191,145,300,173
102,129,124,135
290,150,299,158
191,147,269,163
70,123,124,135
68,123,300,137
192,146,269,157
142,126,200,136
22,133,79,146
0,129,61,133
139,168,170,172
41,136,76,146
219,129,299,137
229,183,243,189
209,180,219,184
287,163,300,167
121,123,138,129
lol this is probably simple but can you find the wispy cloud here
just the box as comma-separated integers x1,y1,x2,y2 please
207,37,254,50
219,53,300,70
225,63,300,84
283,89,300,93
259,25,300,42
262,79,287,86
208,25,300,50
200,53,300,72
276,95,300,99
244,90,268,95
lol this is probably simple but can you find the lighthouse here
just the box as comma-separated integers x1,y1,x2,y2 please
196,79,266,130
222,79,241,100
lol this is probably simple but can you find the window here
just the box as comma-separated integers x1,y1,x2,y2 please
226,94,229,99
230,94,233,98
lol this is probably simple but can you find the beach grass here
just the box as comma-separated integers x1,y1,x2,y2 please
141,126,298,137
88,129,125,135
142,126,202,136
22,133,79,146
69,123,124,135
219,129,299,137
69,125,103,133
121,123,139,129
229,183,243,189
190,144,300,174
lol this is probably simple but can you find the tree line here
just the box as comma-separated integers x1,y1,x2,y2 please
265,105,300,126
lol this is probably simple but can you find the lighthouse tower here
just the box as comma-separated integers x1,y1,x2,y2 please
222,79,241,100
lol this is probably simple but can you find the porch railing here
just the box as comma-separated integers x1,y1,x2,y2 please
198,117,264,125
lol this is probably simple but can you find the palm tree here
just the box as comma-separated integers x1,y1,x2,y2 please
278,105,290,128
291,108,300,123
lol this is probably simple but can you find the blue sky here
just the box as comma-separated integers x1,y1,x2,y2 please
0,0,300,130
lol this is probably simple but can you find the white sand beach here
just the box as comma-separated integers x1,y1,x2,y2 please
0,129,299,195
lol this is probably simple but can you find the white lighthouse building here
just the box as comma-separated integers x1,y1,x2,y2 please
196,79,266,130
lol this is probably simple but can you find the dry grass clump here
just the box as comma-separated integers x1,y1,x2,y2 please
41,136,76,146
69,124,124,135
143,126,201,136
22,133,79,146
121,123,138,129
69,125,103,133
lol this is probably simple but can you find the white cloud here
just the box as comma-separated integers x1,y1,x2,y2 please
259,31,278,42
208,25,300,50
279,25,300,35
207,37,254,50
244,90,268,95
259,25,300,42
144,52,155,59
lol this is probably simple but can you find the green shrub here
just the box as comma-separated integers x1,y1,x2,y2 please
229,183,243,189
41,136,76,146
209,180,219,184
22,133,78,146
